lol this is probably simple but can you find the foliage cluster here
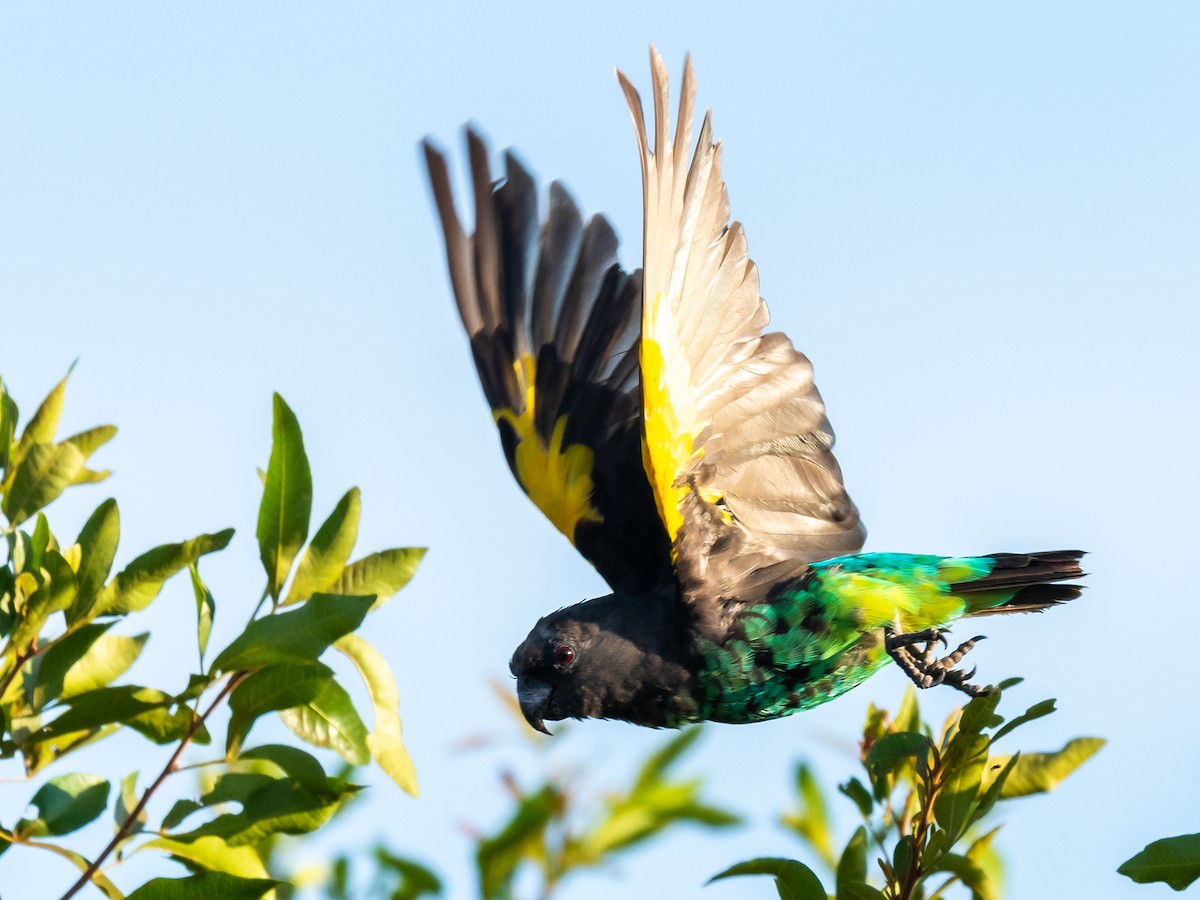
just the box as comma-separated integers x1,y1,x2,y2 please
0,375,422,899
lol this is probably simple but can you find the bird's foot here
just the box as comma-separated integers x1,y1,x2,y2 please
885,627,993,698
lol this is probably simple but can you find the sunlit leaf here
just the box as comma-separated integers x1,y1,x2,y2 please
171,776,354,847
934,852,995,900
476,785,561,900
239,744,347,799
336,634,418,795
0,379,18,473
283,488,361,606
143,835,270,879
210,593,372,673
11,370,71,464
90,529,234,619
35,685,180,740
8,549,77,650
278,676,369,765
11,838,124,899
328,547,426,610
115,770,146,846
993,737,1104,798
1118,833,1200,891
69,498,120,622
781,763,834,869
16,772,110,837
257,393,312,601
990,698,1056,743
866,731,931,798
188,564,215,668
3,442,87,525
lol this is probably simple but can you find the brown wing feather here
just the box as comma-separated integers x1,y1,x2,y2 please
423,131,673,593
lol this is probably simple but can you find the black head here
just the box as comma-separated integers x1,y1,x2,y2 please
509,589,696,731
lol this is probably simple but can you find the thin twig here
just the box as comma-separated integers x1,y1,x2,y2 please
59,671,248,900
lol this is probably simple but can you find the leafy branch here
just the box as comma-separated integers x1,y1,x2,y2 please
0,374,424,898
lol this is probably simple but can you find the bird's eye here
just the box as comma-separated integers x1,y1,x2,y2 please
553,644,575,667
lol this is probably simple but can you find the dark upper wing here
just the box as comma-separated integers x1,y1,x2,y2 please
423,130,673,593
617,49,867,638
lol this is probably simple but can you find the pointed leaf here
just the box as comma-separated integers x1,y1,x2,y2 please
239,744,346,798
995,737,1104,798
11,839,124,899
838,778,874,818
8,549,77,650
781,763,834,868
12,370,70,463
708,858,827,899
0,380,18,473
633,724,702,791
256,394,312,601
69,498,120,622
1119,833,1200,891
210,593,373,673
836,827,868,895
35,685,179,740
63,424,117,459
91,529,234,619
328,547,425,609
283,487,361,606
115,771,147,843
189,564,215,667
934,852,995,900
336,634,418,795
933,734,987,841
991,698,1056,742
16,772,110,837
278,676,369,765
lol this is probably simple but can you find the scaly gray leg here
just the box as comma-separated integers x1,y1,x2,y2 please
885,626,992,697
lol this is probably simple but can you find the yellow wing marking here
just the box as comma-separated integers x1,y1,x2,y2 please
494,355,603,544
640,293,701,540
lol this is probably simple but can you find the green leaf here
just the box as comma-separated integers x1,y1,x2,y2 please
162,799,204,831
974,754,1019,821
256,393,312,601
210,593,373,673
633,725,703,792
283,487,361,606
0,379,18,473
189,564,215,668
10,838,125,899
3,442,87,525
838,778,874,818
990,698,1056,742
69,498,120,622
16,772,110,837
836,826,868,895
865,731,932,798
1118,833,1200,891
126,872,280,900
328,547,426,610
839,885,886,900
142,835,270,879
8,548,78,650
12,370,70,463
90,529,234,619
239,744,347,799
278,676,370,765
476,785,562,900
35,685,181,740
171,775,354,847
994,737,1104,798
893,836,917,884
226,663,333,756
954,688,1003,743
781,763,834,869
336,634,418,796
115,770,147,844
933,734,987,841
934,852,995,900
374,849,443,898
708,858,828,899
70,637,151,704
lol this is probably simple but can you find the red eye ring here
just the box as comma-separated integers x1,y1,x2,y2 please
553,644,575,667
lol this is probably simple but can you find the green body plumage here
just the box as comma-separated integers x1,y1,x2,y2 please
689,553,1044,725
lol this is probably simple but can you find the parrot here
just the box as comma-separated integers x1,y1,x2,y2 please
422,48,1083,732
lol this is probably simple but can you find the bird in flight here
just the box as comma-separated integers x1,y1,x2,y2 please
423,48,1083,732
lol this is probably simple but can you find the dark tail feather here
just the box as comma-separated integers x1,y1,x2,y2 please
952,550,1086,616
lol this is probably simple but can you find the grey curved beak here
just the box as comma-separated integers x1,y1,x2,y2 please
517,678,552,734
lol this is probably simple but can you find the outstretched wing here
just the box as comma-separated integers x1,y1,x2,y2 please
617,49,867,637
423,131,673,593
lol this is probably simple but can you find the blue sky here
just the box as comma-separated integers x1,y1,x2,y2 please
2,3,1198,897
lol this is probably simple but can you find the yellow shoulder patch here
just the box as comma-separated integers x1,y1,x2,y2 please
494,355,603,544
